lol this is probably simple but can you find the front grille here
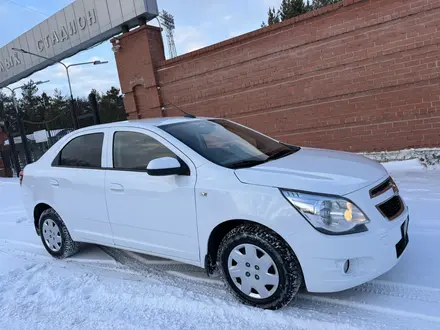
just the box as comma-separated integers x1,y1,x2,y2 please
377,195,404,220
370,177,398,198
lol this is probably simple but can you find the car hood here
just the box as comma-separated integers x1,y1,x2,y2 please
234,147,388,196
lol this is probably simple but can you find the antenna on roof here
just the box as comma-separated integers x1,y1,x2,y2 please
162,98,196,119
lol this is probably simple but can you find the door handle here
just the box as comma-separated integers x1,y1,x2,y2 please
110,183,124,192
50,179,59,187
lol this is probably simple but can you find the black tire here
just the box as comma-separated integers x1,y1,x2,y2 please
39,208,80,259
217,223,303,310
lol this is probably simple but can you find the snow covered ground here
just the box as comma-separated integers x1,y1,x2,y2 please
1,159,440,329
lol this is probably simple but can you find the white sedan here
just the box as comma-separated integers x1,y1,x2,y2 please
21,117,409,309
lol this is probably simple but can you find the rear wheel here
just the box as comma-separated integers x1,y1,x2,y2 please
217,223,303,310
39,208,80,259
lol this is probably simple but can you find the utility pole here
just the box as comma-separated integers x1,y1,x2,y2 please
40,97,53,147
46,122,53,147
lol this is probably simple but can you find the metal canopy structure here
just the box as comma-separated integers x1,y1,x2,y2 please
0,0,159,88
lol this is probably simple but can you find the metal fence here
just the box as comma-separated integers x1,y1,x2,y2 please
1,93,125,177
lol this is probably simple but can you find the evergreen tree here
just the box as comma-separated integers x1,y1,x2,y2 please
19,81,44,132
312,0,340,9
0,91,13,121
279,0,306,21
269,7,281,25
262,7,280,27
99,87,126,124
49,89,71,129
263,0,341,26
1,81,125,134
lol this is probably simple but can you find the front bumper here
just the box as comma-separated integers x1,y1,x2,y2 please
286,208,409,293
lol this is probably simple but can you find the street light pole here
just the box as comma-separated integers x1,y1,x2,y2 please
64,62,79,129
3,80,50,165
12,48,108,130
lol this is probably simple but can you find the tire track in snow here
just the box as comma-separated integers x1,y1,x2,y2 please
4,237,439,328
356,280,440,303
123,250,182,265
298,294,440,324
102,248,379,329
104,248,440,329
1,240,434,329
0,240,43,249
117,249,440,306
166,263,440,326
1,247,369,329
371,279,440,293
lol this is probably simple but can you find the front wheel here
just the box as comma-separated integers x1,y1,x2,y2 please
217,224,303,310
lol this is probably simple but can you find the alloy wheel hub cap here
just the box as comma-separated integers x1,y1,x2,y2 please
227,243,279,299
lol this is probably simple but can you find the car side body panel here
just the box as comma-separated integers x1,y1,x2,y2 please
22,127,114,245
194,163,310,263
103,126,200,262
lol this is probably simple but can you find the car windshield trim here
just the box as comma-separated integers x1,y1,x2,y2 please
266,147,295,160
224,158,267,169
159,119,300,169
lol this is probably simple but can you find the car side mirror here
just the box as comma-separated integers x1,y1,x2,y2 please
146,157,188,176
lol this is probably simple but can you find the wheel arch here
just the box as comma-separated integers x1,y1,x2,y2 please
33,203,54,235
205,219,296,274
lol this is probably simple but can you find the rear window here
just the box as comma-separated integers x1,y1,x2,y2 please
53,133,104,168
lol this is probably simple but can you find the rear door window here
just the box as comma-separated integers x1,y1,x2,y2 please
54,133,104,168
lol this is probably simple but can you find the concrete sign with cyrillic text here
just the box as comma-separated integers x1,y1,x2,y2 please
0,0,158,88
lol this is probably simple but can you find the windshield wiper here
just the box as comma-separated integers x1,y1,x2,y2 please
227,145,300,169
266,148,295,161
282,143,301,152
227,159,266,169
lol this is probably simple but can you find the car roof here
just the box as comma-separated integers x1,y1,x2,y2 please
77,117,213,131
36,117,215,164
129,116,212,127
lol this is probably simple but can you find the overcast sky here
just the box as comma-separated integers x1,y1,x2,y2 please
0,0,279,98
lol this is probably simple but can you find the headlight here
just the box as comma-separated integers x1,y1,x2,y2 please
280,190,370,235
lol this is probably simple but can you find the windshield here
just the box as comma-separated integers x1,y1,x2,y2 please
160,119,299,169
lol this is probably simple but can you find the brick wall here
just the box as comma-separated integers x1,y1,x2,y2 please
112,26,165,120
113,0,440,152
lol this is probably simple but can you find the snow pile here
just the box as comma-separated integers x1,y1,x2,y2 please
362,148,440,164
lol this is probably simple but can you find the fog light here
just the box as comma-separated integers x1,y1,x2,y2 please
343,260,350,274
